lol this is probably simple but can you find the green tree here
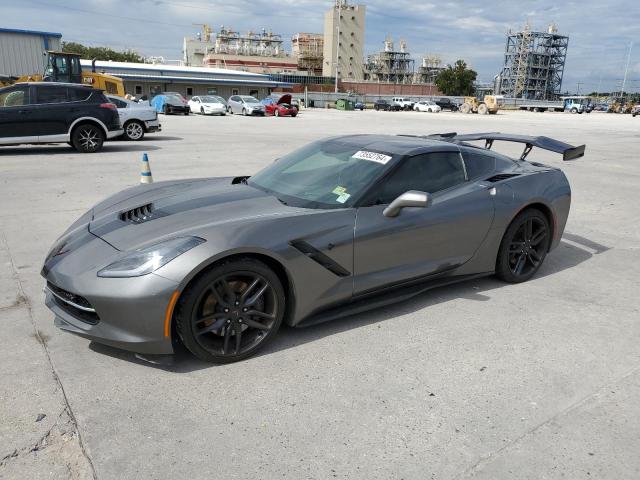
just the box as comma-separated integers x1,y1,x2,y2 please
62,41,143,63
435,60,477,96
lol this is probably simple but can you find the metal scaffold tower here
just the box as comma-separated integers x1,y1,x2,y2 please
497,24,569,100
363,37,415,84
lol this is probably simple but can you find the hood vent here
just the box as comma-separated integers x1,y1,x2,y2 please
486,173,521,183
119,203,156,224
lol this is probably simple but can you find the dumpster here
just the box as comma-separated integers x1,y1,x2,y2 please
336,99,355,110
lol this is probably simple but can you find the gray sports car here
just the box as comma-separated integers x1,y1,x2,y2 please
42,132,584,363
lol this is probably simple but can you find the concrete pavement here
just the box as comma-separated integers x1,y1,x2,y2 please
1,108,638,479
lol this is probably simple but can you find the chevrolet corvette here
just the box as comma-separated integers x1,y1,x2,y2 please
42,132,584,362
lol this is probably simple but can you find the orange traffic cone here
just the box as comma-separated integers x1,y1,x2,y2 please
140,153,153,184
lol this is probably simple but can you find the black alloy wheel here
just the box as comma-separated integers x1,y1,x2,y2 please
176,258,285,363
496,209,551,283
71,124,105,153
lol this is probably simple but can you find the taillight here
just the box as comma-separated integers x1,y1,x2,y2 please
100,103,117,110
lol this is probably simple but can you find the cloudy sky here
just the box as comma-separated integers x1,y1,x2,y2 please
5,0,640,93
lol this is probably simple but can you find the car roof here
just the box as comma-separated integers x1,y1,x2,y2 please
329,134,459,156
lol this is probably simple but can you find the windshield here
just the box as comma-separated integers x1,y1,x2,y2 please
248,139,394,209
241,96,259,103
201,95,224,103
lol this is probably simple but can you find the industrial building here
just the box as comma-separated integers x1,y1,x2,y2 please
322,0,366,81
291,33,324,75
0,27,62,77
81,59,291,99
495,24,568,100
183,25,298,74
364,37,415,84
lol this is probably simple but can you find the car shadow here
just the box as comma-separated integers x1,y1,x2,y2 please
88,233,610,372
0,144,161,155
139,136,183,141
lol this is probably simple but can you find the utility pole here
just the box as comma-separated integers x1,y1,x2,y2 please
334,0,341,93
576,82,583,95
621,42,633,99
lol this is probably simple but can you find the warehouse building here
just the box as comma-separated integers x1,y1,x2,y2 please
0,27,62,77
80,60,292,99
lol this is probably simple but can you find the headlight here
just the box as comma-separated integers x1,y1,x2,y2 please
97,237,204,278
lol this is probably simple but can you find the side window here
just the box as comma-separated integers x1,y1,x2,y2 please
36,86,68,104
186,87,194,96
68,88,91,102
192,97,199,103
460,148,496,180
232,89,239,96
135,85,143,95
376,152,466,204
0,86,30,107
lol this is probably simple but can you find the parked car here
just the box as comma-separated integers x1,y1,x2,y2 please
632,105,640,117
107,95,161,141
151,94,190,115
391,97,415,110
434,98,459,111
0,82,122,153
354,102,365,110
188,95,227,116
262,94,298,117
374,99,393,111
42,131,584,362
413,100,441,113
227,95,265,115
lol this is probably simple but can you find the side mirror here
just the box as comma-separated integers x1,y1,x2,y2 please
383,190,430,217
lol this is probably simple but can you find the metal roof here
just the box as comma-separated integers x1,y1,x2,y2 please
0,27,62,38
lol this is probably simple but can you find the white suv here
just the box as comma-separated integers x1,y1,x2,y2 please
391,97,415,111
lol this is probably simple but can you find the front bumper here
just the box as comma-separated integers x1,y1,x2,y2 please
203,107,226,115
42,229,179,355
144,119,161,133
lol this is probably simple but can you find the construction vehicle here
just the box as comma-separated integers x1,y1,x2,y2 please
0,51,125,96
459,95,503,114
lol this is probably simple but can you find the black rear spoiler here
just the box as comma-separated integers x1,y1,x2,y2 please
430,132,585,161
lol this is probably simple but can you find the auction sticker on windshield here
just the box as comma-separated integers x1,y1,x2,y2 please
352,151,392,165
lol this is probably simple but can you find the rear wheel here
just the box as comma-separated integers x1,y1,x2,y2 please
71,124,105,153
459,102,471,114
176,258,285,363
496,209,551,283
163,104,170,115
123,120,145,141
227,106,233,114
478,103,489,115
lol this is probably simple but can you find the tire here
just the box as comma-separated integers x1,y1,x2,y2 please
375,106,379,111
570,107,578,114
123,120,145,141
291,113,297,117
184,109,190,116
459,103,471,114
175,258,286,363
242,108,247,116
274,109,280,117
201,107,205,115
227,106,233,114
71,123,105,153
478,103,489,115
163,105,169,115
495,208,551,283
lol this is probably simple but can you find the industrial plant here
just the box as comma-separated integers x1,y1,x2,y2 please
495,23,569,100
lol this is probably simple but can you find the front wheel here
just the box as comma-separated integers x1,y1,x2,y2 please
242,108,247,116
274,109,280,117
123,120,145,141
71,124,105,153
175,258,285,363
201,107,205,115
496,209,551,283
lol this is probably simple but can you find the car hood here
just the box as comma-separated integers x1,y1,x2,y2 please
201,102,225,107
88,178,305,251
277,94,292,105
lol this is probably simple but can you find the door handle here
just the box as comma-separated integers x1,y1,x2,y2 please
488,187,497,196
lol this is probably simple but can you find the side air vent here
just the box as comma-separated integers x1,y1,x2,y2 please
290,240,351,277
486,173,521,183
119,203,155,224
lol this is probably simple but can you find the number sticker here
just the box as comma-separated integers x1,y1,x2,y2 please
352,151,392,165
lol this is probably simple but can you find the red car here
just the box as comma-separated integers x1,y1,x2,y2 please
263,94,298,117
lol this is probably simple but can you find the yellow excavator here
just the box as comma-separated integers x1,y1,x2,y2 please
0,51,125,96
459,95,503,114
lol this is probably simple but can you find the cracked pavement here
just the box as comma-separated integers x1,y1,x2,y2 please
0,109,638,479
